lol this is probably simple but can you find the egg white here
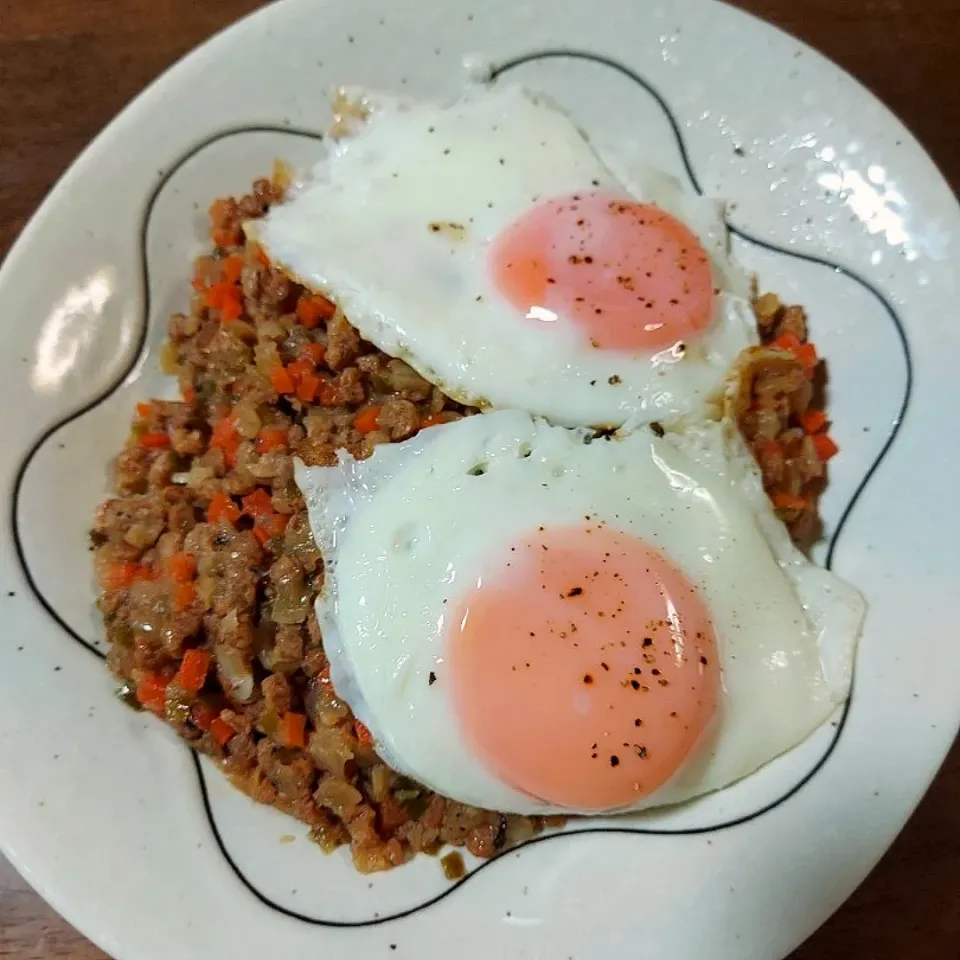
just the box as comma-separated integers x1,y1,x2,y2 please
295,411,863,816
251,84,758,428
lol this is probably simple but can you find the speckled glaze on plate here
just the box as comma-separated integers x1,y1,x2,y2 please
0,1,958,958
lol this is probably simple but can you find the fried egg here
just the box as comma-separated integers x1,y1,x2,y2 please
295,411,863,815
251,84,758,428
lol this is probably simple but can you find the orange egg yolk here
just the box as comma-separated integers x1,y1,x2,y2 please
489,191,716,353
447,524,719,811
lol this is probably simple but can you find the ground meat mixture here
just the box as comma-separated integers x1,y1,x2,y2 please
92,177,837,874
731,290,838,547
93,175,557,873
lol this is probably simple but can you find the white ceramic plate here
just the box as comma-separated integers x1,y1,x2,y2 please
1,1,958,958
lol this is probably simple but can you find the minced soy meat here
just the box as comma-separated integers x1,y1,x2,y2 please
91,175,837,873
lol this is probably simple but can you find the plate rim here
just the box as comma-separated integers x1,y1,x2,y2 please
1,1,958,958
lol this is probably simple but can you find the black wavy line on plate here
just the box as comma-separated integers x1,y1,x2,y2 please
9,126,325,661
493,49,914,568
7,51,913,929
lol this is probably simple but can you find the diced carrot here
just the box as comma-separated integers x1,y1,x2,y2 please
771,332,802,352
303,343,326,364
203,280,236,311
219,288,244,324
212,227,241,248
269,364,296,395
102,563,135,591
191,276,207,292
770,332,819,377
279,712,308,748
136,401,153,419
296,295,336,329
210,440,238,468
255,246,270,266
772,492,809,512
420,412,452,429
207,492,241,526
286,357,315,384
297,372,320,403
102,562,148,592
252,513,289,546
794,343,818,375
202,284,220,309
812,434,840,462
139,432,171,449
354,720,374,747
800,409,828,435
164,552,197,583
256,427,288,454
242,488,274,518
209,716,236,747
205,281,243,323
191,701,219,732
182,386,197,403
353,405,382,434
173,581,197,612
221,254,245,285
174,649,212,694
208,198,233,226
136,673,168,714
210,416,239,459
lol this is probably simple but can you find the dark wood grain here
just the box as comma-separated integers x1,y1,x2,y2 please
0,1,957,957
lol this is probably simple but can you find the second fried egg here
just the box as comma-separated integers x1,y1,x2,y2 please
295,411,863,816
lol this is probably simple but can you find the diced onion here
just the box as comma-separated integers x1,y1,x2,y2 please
215,642,254,703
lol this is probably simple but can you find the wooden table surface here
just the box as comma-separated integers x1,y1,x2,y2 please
1,0,958,957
